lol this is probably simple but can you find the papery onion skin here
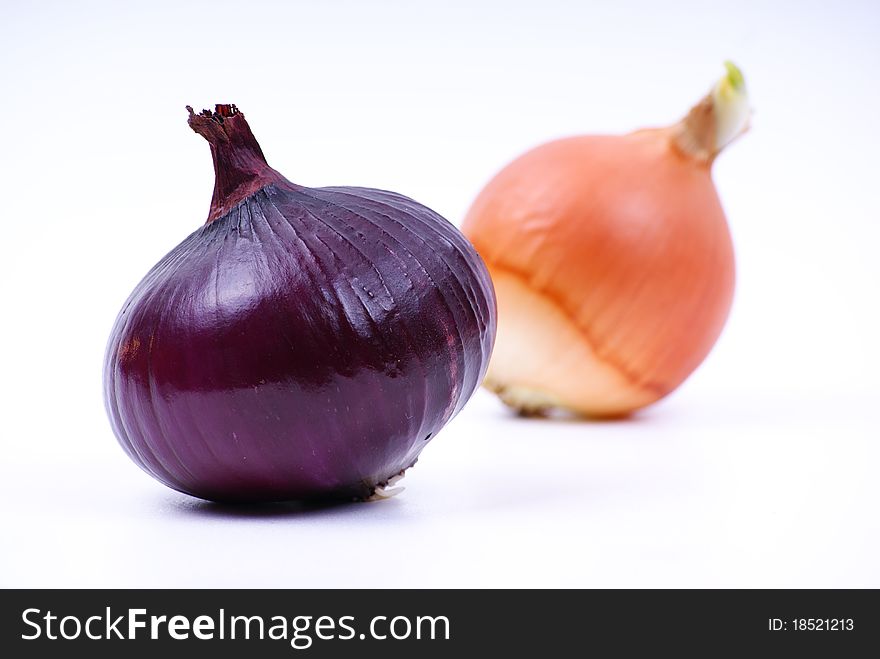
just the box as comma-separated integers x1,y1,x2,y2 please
104,105,496,502
462,65,748,418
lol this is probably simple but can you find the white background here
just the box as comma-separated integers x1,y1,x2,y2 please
1,0,878,587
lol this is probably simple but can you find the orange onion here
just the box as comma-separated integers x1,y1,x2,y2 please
462,63,750,417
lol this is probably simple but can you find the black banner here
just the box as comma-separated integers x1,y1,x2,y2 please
1,589,875,657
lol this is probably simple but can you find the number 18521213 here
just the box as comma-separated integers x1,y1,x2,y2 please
769,618,854,631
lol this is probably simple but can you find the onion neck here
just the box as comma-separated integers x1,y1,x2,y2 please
670,62,750,166
187,104,285,223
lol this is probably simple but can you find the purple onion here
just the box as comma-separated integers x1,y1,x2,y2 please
103,104,496,503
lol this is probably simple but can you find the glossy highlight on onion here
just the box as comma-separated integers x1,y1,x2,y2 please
104,104,496,502
463,64,749,418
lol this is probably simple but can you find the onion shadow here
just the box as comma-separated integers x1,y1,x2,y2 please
499,404,660,426
166,494,405,521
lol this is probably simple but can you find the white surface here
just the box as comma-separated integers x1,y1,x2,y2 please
1,0,878,588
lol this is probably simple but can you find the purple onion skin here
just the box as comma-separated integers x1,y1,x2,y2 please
103,105,496,503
